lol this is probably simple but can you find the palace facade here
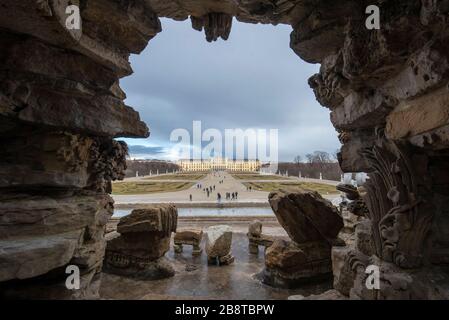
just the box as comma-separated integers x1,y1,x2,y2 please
178,157,260,172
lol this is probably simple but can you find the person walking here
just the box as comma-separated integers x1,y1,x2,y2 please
217,193,222,203
235,192,238,199
189,194,192,201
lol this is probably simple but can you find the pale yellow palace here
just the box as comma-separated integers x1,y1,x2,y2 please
178,157,260,172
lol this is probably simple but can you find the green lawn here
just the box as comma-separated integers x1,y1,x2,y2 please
112,181,194,195
243,181,338,195
231,173,292,180
143,173,206,180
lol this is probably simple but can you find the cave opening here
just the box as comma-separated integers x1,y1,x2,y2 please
1,0,449,301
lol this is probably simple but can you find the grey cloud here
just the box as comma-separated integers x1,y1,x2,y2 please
128,145,166,156
122,18,340,162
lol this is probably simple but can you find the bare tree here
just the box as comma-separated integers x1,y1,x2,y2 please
282,151,342,180
293,155,302,165
305,153,314,163
332,149,340,162
306,151,332,164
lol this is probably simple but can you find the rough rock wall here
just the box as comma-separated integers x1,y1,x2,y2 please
300,1,449,299
0,0,159,299
1,0,449,299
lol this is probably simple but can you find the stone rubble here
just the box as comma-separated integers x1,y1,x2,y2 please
103,205,177,280
174,228,203,256
205,225,234,266
247,220,275,254
263,189,344,288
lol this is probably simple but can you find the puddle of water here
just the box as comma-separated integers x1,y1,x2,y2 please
114,207,274,217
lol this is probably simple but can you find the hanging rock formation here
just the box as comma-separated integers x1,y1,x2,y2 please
191,13,233,42
1,0,449,299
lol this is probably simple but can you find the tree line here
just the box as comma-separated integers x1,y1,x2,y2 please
124,150,342,181
125,160,180,177
279,151,342,181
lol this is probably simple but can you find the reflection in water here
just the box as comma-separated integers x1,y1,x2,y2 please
114,207,274,217
100,233,333,299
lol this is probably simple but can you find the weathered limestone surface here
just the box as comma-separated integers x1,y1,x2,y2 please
0,192,113,299
299,0,449,300
248,220,262,238
288,289,348,300
205,225,234,266
103,205,177,280
336,183,367,240
1,0,449,299
174,229,203,243
247,220,275,254
268,190,343,244
263,239,333,288
174,228,203,256
0,0,155,298
263,190,343,288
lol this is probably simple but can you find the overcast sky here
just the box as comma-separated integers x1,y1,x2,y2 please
120,18,340,162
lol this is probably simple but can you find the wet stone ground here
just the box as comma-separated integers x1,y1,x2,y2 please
100,233,332,300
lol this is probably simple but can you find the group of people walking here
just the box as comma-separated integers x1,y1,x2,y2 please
188,172,241,203
203,185,215,198
225,192,238,200
216,191,236,202
190,184,216,201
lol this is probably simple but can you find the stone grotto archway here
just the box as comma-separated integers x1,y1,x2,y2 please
1,0,449,299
